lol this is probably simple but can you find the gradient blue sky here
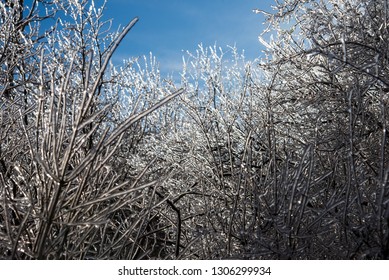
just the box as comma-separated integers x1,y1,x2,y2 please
101,0,274,75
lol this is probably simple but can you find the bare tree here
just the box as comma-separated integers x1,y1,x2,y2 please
255,0,389,259
2,0,387,260
0,0,183,259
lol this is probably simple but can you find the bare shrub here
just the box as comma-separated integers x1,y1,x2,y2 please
0,0,183,259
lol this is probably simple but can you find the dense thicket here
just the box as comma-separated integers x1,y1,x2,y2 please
0,0,388,259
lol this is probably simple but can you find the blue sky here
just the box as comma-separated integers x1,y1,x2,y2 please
101,0,273,76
